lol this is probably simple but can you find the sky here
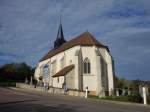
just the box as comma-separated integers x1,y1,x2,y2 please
0,0,150,80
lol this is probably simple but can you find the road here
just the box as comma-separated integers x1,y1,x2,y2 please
0,87,149,112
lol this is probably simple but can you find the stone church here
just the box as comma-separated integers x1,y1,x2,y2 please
34,21,115,96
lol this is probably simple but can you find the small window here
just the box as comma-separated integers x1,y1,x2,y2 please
70,60,72,64
83,57,91,74
57,77,59,83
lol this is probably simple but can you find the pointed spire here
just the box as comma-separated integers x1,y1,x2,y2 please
57,15,64,39
54,16,66,48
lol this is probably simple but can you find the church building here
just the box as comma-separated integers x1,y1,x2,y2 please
34,21,115,96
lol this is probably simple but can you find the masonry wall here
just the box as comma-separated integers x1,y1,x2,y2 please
34,45,114,96
34,46,81,89
64,46,81,89
99,48,114,95
16,83,85,97
53,76,64,88
81,46,98,92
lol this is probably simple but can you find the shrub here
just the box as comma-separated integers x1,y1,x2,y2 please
128,94,143,103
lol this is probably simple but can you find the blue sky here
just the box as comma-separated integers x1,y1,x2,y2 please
0,0,150,80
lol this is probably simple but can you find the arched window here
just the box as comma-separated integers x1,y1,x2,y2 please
83,58,91,74
43,64,49,78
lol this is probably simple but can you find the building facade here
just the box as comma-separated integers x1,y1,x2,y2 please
34,23,115,96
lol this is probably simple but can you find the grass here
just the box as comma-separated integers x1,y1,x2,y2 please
89,95,143,103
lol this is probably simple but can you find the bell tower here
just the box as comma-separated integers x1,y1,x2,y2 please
54,18,66,48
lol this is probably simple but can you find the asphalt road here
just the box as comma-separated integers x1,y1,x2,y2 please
0,87,149,112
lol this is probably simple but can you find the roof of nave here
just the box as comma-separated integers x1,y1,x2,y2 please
39,31,108,62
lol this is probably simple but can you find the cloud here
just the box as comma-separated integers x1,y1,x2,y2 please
0,0,150,80
0,52,20,57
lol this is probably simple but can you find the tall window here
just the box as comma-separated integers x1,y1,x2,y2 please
51,60,56,75
43,64,49,78
83,57,91,74
60,57,64,69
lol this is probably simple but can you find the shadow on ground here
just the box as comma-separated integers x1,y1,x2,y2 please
0,101,78,112
0,99,38,105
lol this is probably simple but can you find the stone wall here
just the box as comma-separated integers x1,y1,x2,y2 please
16,83,85,97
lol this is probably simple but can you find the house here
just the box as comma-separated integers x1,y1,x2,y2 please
34,22,115,96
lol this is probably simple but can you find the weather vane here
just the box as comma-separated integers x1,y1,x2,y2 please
59,8,63,24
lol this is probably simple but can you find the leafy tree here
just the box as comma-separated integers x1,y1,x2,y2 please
115,77,127,88
0,62,34,82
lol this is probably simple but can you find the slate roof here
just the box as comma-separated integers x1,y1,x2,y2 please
52,64,75,77
54,21,66,48
40,31,108,62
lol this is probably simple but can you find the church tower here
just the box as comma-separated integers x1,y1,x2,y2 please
54,19,66,48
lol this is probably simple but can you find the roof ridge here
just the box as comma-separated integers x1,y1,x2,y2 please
83,31,106,46
39,32,109,62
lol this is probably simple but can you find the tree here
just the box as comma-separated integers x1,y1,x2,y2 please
115,77,127,88
0,62,34,82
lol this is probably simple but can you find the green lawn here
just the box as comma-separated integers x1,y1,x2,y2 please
89,95,144,104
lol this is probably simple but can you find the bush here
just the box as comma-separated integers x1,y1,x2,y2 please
128,94,143,103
